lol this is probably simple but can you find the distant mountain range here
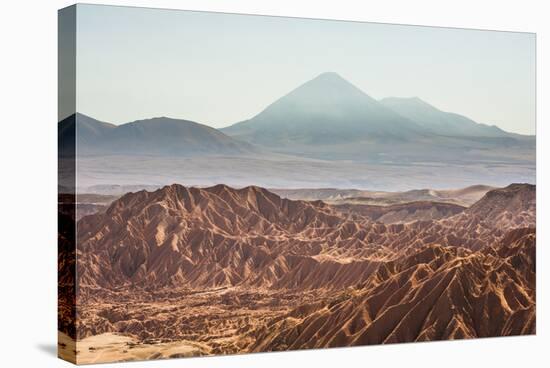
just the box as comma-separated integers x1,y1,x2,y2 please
379,96,510,138
59,72,534,171
224,71,517,144
222,72,427,145
58,113,255,157
221,72,534,160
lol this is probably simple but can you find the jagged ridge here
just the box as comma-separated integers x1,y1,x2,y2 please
70,183,536,347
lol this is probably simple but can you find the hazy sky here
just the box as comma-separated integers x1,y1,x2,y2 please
73,4,535,134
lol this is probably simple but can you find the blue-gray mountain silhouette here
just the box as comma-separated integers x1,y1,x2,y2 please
222,72,426,146
221,72,533,161
59,72,534,163
379,96,508,137
58,113,255,156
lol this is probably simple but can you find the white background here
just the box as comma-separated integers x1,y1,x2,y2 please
0,0,547,367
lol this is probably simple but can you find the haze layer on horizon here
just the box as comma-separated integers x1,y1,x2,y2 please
67,4,535,135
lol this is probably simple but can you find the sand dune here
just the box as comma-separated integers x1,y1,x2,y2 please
58,331,207,364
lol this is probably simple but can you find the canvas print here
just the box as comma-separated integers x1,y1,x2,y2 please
58,4,536,364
